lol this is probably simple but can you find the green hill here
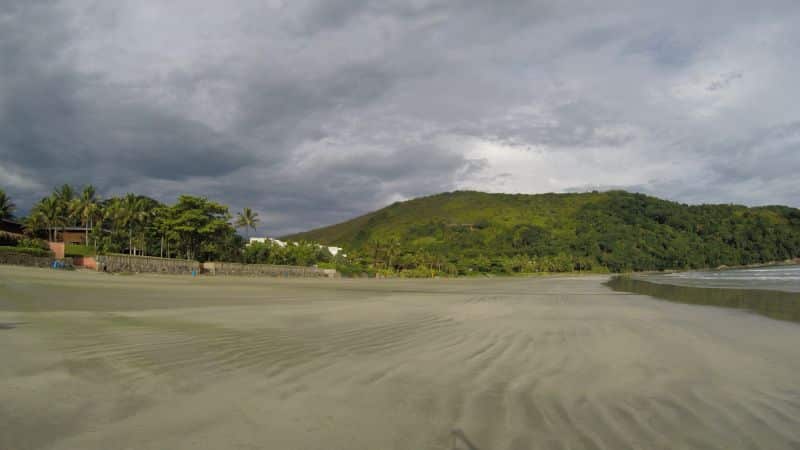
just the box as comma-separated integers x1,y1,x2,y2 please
286,190,800,273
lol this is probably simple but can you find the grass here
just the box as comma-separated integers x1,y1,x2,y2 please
65,244,96,257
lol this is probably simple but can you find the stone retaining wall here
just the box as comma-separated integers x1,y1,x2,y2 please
202,261,338,278
0,252,71,268
96,254,199,274
23,252,337,278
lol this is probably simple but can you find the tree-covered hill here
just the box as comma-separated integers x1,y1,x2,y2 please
285,190,800,273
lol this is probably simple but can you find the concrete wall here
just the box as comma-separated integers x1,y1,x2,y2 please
0,252,70,268
202,261,338,278
48,242,65,259
72,256,97,270
96,254,199,274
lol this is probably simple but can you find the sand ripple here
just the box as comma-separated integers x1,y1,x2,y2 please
1,267,800,449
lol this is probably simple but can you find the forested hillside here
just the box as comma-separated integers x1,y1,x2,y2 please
286,191,800,273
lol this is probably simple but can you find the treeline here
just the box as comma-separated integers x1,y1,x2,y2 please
288,190,800,275
19,185,240,261
338,239,595,277
2,185,336,265
5,187,800,276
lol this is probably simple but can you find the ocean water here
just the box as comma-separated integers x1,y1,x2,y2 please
607,265,800,323
650,265,800,293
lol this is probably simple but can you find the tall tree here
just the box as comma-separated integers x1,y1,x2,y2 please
122,194,136,254
132,197,160,256
167,195,233,260
235,207,260,240
385,238,401,271
120,193,154,255
54,184,76,240
31,196,61,241
0,189,15,220
75,185,100,247
103,198,125,239
153,206,174,258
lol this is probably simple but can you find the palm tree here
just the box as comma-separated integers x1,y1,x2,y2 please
75,185,99,247
0,189,15,220
235,207,260,240
153,206,174,258
137,206,157,256
104,198,127,251
369,238,383,268
23,211,46,239
32,196,61,242
121,193,149,255
385,238,401,272
53,184,75,240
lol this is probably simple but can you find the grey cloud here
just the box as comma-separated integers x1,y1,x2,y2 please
711,122,800,182
0,1,254,201
2,0,800,234
706,72,743,92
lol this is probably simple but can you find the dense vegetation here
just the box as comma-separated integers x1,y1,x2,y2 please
287,190,800,275
0,245,53,257
243,241,334,267
5,186,799,276
1,185,339,265
16,185,243,261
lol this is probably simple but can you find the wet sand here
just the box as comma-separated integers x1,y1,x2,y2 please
2,265,800,450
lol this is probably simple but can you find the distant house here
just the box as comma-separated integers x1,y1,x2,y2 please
0,220,93,246
0,219,25,244
57,227,91,246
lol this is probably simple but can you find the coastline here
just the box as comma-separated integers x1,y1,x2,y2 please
607,270,800,323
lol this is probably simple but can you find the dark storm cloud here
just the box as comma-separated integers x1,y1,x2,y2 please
2,0,799,234
0,0,253,207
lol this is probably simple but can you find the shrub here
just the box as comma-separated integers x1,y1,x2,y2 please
18,237,50,251
65,244,95,257
0,246,54,257
334,262,375,277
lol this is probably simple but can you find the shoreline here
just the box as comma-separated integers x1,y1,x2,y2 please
2,254,796,281
606,274,800,323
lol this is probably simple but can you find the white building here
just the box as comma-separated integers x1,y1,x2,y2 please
248,237,343,257
248,237,287,247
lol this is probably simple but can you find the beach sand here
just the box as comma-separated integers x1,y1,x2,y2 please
2,265,800,450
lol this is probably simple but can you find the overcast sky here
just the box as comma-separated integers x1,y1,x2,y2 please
2,1,799,235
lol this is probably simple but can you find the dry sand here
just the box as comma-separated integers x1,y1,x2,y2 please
2,265,800,450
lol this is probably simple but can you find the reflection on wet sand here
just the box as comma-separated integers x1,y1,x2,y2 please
607,276,800,323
